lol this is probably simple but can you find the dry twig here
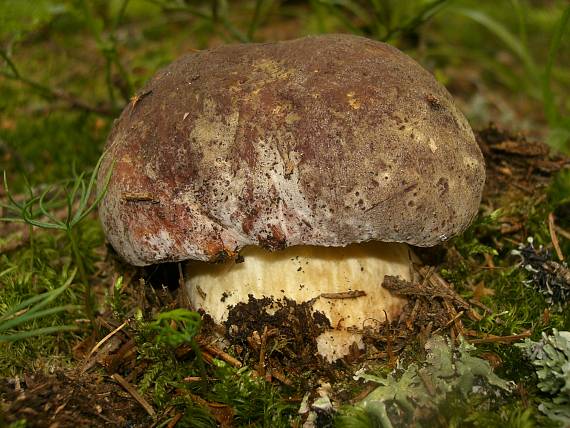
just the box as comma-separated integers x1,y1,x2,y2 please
548,213,564,261
467,331,532,345
200,342,243,368
112,373,156,417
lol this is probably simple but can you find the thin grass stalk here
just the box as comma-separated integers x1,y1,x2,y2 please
0,325,81,342
0,305,82,331
542,4,570,125
0,272,75,322
66,228,94,322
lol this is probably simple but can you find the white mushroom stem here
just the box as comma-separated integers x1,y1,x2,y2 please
185,241,411,362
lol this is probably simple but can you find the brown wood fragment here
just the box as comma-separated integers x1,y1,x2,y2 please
111,373,156,417
86,321,128,360
107,339,137,374
555,225,570,241
271,369,293,386
200,342,243,368
383,272,469,310
491,140,549,157
187,392,234,428
548,213,564,261
432,310,465,335
258,326,269,377
122,192,159,204
467,331,531,344
319,290,366,299
406,298,421,330
167,413,183,428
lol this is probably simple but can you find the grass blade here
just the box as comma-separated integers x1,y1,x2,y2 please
451,7,538,80
0,325,81,342
71,152,109,226
0,268,76,322
74,159,113,226
542,4,570,124
0,304,82,331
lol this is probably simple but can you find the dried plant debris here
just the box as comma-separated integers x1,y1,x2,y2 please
336,336,513,427
517,330,570,425
377,272,469,341
477,124,569,199
512,237,570,310
0,371,151,427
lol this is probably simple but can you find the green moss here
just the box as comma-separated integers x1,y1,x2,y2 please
133,314,298,427
0,113,110,190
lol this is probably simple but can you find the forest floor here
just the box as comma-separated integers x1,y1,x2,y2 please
1,2,569,427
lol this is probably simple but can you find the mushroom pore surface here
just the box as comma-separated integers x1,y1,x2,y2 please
98,34,485,267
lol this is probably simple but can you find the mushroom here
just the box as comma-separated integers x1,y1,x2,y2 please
98,34,485,362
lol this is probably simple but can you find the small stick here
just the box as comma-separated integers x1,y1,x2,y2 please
271,369,293,387
467,331,531,345
200,342,243,369
555,225,570,241
320,290,366,299
167,413,183,428
82,321,128,372
201,351,215,365
432,310,465,335
201,343,243,368
443,300,464,338
469,299,494,314
548,213,564,261
258,326,269,377
466,308,483,322
112,373,155,417
406,298,421,330
183,376,215,382
107,338,137,374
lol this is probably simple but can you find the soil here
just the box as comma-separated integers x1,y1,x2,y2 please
224,295,334,383
0,371,150,427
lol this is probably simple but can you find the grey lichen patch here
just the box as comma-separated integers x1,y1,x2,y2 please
98,34,485,266
337,336,513,427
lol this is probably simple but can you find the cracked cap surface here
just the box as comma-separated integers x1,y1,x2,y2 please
98,34,485,266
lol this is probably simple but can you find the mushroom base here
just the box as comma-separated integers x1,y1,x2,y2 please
185,242,411,362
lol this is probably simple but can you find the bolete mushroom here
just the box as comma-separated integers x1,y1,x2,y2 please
98,34,485,362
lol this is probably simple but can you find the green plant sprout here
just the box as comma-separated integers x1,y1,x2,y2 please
1,153,113,321
0,268,80,342
150,308,202,348
149,308,207,383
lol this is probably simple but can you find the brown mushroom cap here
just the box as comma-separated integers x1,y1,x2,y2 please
98,34,485,266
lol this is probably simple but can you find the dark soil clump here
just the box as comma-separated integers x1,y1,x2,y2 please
224,295,333,381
